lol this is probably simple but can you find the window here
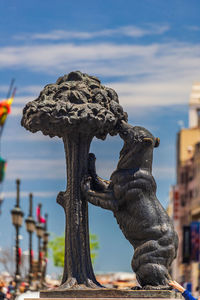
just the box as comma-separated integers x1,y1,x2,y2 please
181,172,185,184
189,190,193,199
181,195,186,206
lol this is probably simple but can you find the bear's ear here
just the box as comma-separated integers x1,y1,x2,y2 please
155,137,160,148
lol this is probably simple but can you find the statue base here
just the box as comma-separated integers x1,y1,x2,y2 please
38,289,183,299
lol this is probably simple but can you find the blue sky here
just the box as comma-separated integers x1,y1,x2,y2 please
0,0,199,277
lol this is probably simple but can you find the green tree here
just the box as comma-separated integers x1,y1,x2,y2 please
49,234,99,268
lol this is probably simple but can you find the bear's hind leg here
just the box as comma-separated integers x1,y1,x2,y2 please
135,263,170,290
131,239,175,289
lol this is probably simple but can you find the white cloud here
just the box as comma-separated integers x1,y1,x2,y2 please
14,25,170,41
0,41,199,83
0,85,9,94
109,80,191,107
0,43,158,71
4,191,57,199
6,159,65,180
5,156,174,181
187,26,200,32
12,96,35,105
16,85,42,96
2,130,52,142
0,85,42,98
1,40,199,112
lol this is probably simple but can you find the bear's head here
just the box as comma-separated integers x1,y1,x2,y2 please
117,121,160,171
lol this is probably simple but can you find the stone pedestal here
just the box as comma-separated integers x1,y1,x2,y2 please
35,289,183,299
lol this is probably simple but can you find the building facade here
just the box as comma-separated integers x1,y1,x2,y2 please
171,82,200,293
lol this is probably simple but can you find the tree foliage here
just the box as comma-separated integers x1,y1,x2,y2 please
48,233,99,268
21,71,127,139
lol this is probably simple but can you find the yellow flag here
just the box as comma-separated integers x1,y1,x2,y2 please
6,97,14,105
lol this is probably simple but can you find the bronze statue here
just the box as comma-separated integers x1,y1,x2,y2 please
21,71,178,291
82,121,178,290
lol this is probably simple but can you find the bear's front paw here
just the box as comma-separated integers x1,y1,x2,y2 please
81,175,92,195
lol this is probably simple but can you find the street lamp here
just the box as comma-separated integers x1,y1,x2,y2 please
11,179,24,294
36,203,45,288
42,213,49,284
25,193,35,286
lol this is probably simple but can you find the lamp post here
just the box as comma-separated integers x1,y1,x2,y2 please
25,193,35,287
42,213,49,284
11,179,24,294
36,203,44,289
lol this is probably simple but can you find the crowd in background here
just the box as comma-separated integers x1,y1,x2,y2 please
0,280,30,300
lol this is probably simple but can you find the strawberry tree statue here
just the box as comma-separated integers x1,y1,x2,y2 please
21,71,127,290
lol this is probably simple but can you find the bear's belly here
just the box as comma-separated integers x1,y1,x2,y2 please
114,195,171,246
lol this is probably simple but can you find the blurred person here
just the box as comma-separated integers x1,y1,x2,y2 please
7,281,15,300
0,286,6,300
7,281,15,294
24,282,30,293
169,280,198,300
19,282,25,294
1,287,6,296
0,282,7,299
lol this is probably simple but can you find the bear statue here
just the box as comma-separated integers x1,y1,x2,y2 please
82,121,178,290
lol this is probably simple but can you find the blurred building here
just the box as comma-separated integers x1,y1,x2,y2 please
170,82,200,293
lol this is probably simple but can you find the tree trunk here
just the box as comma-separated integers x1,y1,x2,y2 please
57,132,101,289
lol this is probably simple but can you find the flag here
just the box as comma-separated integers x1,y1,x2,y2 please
182,226,191,263
36,205,46,223
0,157,7,182
0,96,14,126
190,221,200,261
40,251,43,260
18,247,22,265
39,251,43,267
31,249,34,263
